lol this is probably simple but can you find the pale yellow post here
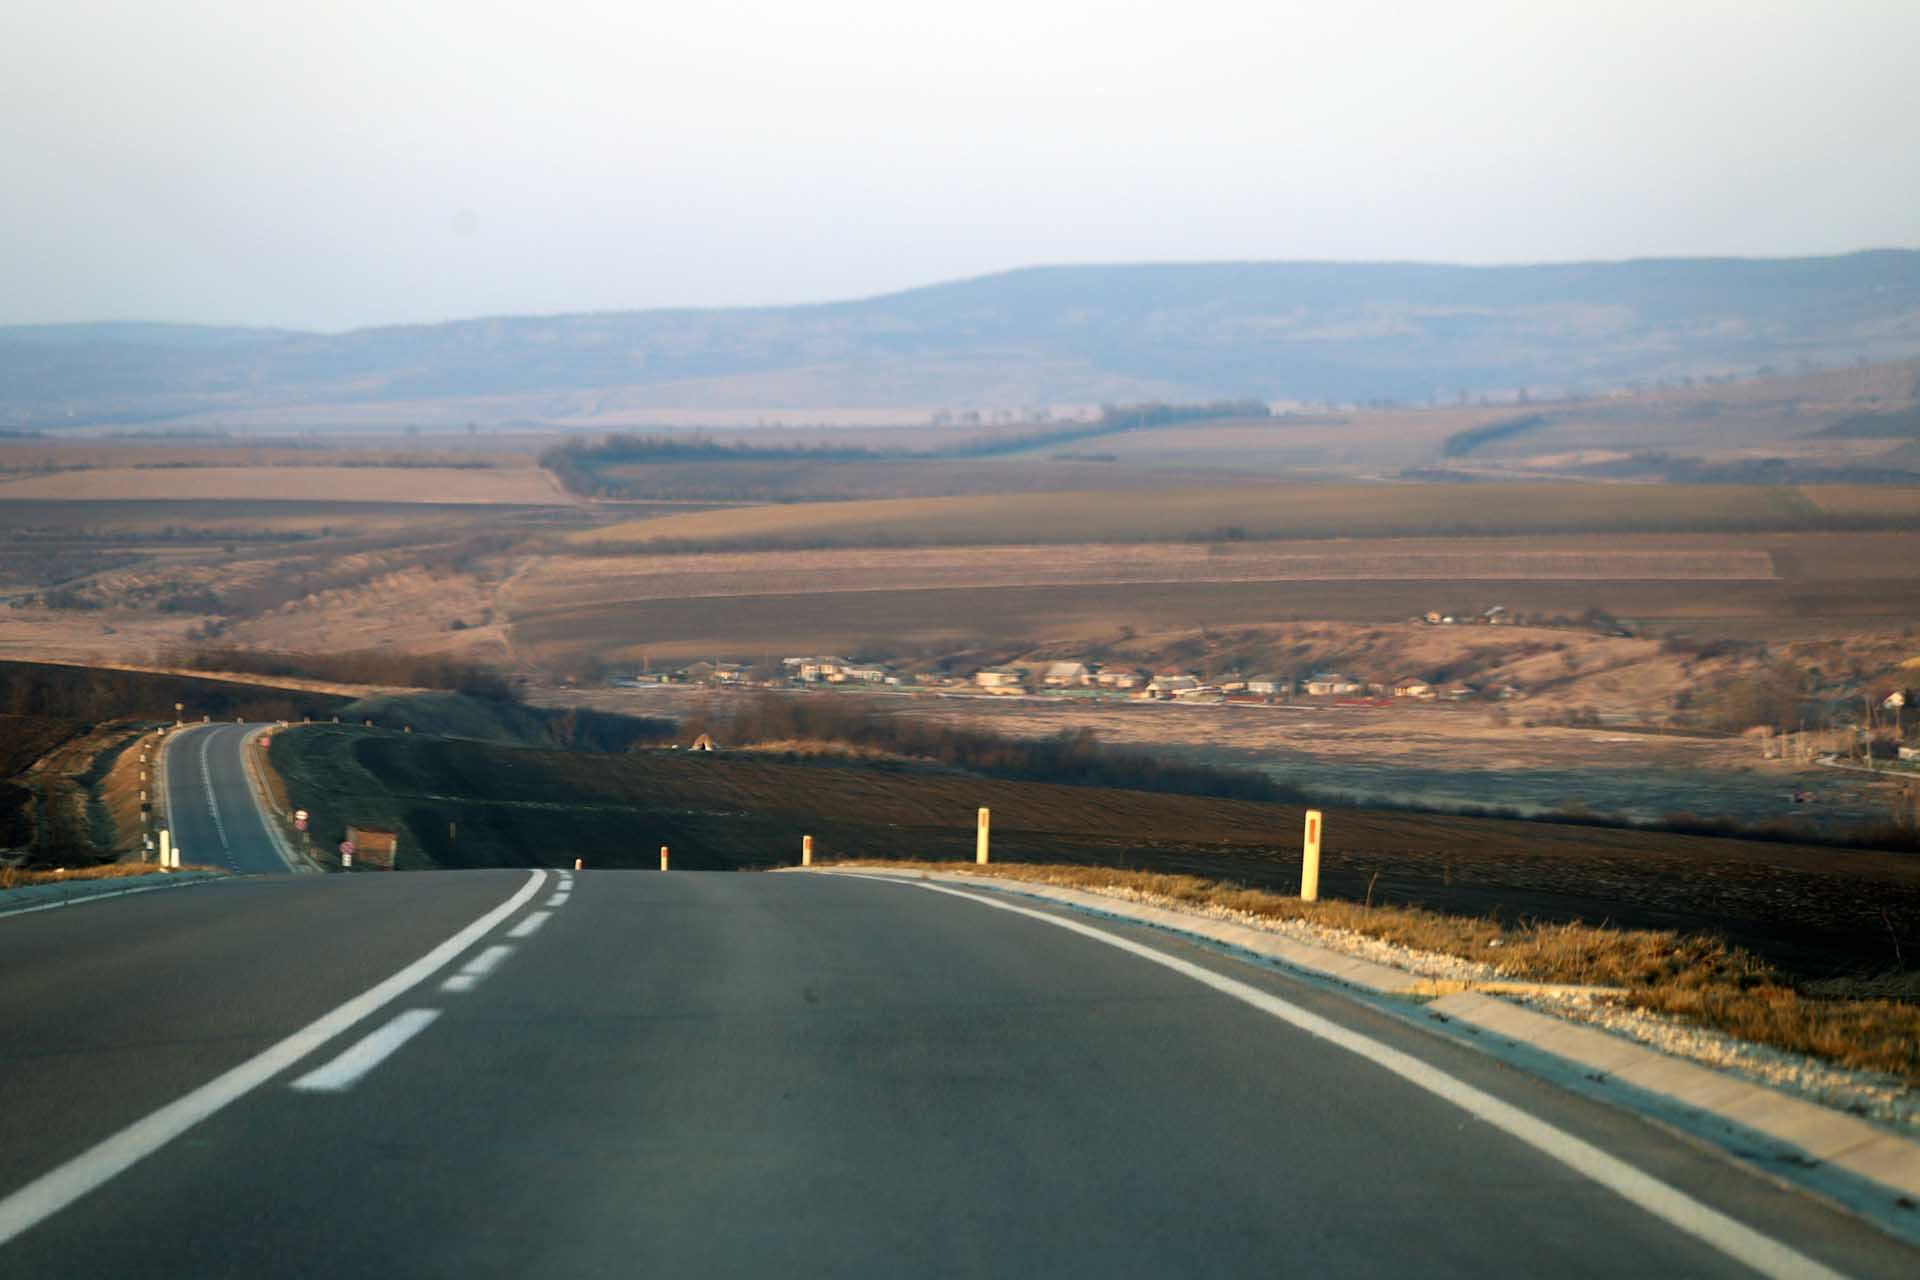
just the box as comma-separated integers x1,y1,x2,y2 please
573,858,583,871
660,845,669,871
1300,809,1323,902
976,808,991,865
802,834,813,867
159,830,172,869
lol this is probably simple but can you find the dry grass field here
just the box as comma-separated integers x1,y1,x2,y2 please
0,464,572,504
572,483,1914,550
504,530,1920,665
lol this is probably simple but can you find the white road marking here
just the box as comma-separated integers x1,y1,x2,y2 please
438,944,514,993
0,869,547,1247
544,891,570,908
288,1009,441,1093
196,730,232,859
506,911,552,939
901,878,1848,1280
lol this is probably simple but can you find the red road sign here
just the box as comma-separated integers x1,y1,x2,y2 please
339,840,355,857
294,819,308,832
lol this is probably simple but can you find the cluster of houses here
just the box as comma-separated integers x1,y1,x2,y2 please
613,654,1504,704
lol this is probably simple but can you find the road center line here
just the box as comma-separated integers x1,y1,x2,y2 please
506,911,552,939
195,730,232,858
0,869,548,1249
288,1009,441,1093
440,943,516,993
897,877,1847,1280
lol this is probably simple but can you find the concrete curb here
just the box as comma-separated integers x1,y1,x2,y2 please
817,867,1920,1222
0,871,226,920
1426,991,1920,1203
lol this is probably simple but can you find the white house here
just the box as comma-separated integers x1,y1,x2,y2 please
1042,661,1091,687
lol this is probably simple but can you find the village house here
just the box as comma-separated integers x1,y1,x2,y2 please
838,664,890,684
1391,678,1433,700
1246,674,1287,696
1042,661,1092,687
711,663,750,684
975,668,1026,692
1304,672,1360,696
1145,673,1200,697
791,656,853,683
1095,668,1144,690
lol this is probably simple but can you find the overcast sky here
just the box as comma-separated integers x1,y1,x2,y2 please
4,0,1918,332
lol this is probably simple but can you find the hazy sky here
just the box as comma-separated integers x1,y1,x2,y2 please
4,0,1918,331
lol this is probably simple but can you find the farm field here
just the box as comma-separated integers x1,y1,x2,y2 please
0,464,573,504
573,482,1919,550
505,531,1920,665
268,723,1920,981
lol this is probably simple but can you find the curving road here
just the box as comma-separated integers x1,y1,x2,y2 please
161,722,296,874
0,864,1915,1277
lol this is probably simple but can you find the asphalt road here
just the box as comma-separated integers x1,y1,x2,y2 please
162,722,295,874
1,868,1914,1278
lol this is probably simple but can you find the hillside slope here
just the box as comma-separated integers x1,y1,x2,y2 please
6,252,1919,424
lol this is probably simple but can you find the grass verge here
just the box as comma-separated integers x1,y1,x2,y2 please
830,860,1920,1087
0,862,216,889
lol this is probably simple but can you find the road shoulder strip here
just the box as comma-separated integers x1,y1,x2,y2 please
816,866,1920,1233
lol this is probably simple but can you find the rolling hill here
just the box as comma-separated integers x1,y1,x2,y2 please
5,251,1919,427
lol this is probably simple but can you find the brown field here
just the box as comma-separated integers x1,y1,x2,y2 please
572,483,1914,549
271,724,1920,982
0,465,573,504
505,531,1920,664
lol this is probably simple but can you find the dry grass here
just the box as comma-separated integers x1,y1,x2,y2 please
570,483,1862,549
0,861,214,888
832,860,1920,1085
0,464,571,504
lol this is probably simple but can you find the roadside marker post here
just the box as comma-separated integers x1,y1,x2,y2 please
802,834,812,867
976,808,990,865
660,845,669,872
1300,809,1323,902
158,830,172,870
574,858,583,871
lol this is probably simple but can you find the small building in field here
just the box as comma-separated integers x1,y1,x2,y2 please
1145,673,1200,697
1305,673,1360,697
1392,678,1433,700
344,825,399,870
839,665,889,684
975,668,1025,691
1246,674,1287,696
1096,668,1144,690
1042,661,1092,687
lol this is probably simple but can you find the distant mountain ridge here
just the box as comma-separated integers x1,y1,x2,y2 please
4,251,1919,427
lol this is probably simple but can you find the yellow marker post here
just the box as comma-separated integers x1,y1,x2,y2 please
660,845,669,872
802,834,813,867
1300,809,1323,902
573,858,583,871
976,808,991,865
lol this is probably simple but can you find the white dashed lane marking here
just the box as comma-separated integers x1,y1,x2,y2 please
439,945,514,994
506,911,552,939
288,1009,444,1094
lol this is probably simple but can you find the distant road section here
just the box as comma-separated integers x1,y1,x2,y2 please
162,723,297,875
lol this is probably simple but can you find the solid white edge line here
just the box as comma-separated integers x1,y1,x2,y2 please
896,877,1848,1280
506,911,552,939
288,1009,442,1093
0,868,547,1248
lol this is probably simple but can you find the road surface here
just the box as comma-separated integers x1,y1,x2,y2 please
1,867,1913,1277
161,722,297,874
